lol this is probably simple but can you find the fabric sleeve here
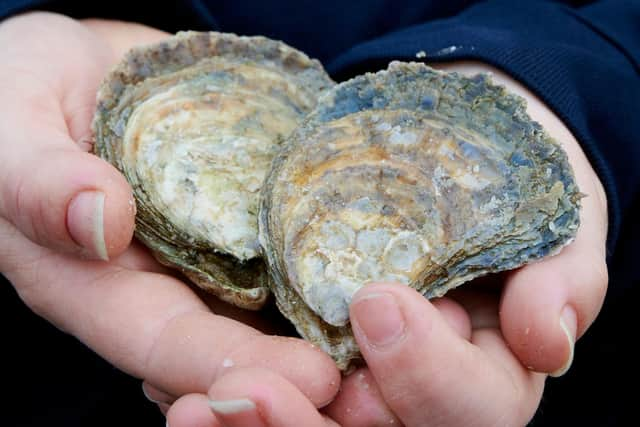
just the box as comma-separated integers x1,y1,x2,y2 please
0,0,213,32
327,0,640,258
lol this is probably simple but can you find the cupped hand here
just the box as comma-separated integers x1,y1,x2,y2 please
0,11,340,422
324,62,609,427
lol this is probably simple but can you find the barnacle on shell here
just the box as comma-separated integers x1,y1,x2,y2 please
92,32,334,309
259,61,581,369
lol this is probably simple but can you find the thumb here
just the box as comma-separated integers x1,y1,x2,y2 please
348,282,544,426
1,144,135,260
0,14,136,260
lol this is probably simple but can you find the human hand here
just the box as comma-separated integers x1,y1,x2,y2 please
323,62,609,426
0,11,340,422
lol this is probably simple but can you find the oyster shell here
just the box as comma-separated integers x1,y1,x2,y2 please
92,32,334,309
259,62,581,368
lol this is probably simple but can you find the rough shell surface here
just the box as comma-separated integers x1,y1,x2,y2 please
259,61,581,369
92,31,334,309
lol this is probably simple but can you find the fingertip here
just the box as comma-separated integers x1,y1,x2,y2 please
158,402,171,417
168,393,220,427
550,305,577,377
350,290,407,349
501,265,578,375
349,282,491,425
142,381,175,405
207,368,330,427
67,190,109,260
4,148,135,259
350,283,437,353
65,153,135,259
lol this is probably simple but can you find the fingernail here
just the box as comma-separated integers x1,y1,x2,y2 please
550,305,577,377
67,191,108,260
158,402,170,415
351,292,405,348
142,383,158,404
208,398,256,414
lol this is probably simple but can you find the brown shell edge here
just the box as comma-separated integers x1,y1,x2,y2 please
91,31,334,309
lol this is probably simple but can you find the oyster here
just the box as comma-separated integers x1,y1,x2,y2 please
92,32,334,309
259,62,581,368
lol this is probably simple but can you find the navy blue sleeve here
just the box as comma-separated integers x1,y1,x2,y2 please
326,0,640,258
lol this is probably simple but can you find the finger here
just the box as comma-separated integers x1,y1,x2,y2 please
350,282,543,426
206,368,331,427
500,231,607,376
168,394,222,427
0,218,340,407
323,368,401,427
0,17,135,260
167,394,341,427
0,146,136,260
0,72,135,261
431,297,472,340
148,312,340,407
158,402,171,417
142,381,176,406
323,415,341,427
325,298,470,426
168,370,335,427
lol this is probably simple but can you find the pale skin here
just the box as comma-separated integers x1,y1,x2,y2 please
0,12,608,427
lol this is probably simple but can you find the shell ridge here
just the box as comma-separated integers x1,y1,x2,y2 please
259,61,581,369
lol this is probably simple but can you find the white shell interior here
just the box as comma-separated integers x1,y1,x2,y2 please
123,65,305,260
